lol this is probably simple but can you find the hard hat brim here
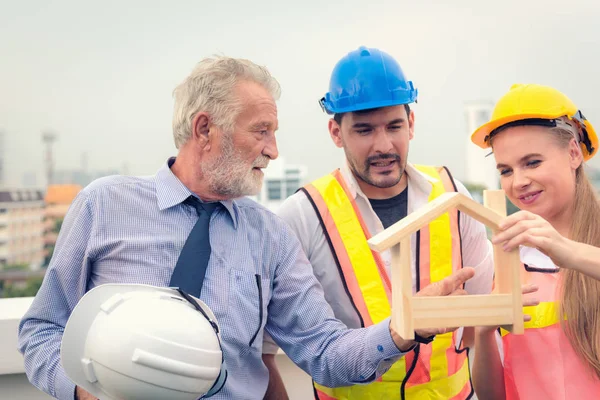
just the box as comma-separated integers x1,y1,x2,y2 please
470,112,562,149
471,113,599,161
322,97,417,115
60,284,216,399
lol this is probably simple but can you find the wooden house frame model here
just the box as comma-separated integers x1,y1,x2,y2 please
367,190,523,340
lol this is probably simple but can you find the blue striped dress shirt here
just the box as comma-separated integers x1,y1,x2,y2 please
18,158,402,399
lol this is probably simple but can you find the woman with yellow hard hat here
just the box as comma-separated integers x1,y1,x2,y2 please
470,83,600,399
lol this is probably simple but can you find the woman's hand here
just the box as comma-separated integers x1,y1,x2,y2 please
492,210,575,268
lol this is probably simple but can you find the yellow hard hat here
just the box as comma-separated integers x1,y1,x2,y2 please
471,83,598,160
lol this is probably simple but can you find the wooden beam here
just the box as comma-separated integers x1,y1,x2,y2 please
412,294,514,329
484,190,511,294
391,239,414,340
504,250,525,334
368,192,461,252
483,190,524,335
455,198,503,231
368,192,505,252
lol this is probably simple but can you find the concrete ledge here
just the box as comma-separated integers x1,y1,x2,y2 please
0,298,34,375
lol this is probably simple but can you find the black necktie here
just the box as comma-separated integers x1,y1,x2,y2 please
169,196,219,297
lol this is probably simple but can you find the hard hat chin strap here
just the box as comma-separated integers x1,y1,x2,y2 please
202,364,228,398
570,111,595,156
175,289,228,399
176,289,220,334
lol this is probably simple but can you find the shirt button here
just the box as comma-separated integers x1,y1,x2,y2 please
377,345,384,352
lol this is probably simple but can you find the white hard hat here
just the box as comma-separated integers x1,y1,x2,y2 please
61,284,227,400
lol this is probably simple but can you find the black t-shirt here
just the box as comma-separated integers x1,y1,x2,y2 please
368,189,408,229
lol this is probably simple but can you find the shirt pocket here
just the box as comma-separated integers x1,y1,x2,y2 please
225,268,271,353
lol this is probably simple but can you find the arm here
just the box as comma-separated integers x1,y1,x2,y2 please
568,242,600,280
265,225,404,387
260,193,311,399
18,191,97,400
472,282,539,400
75,386,98,400
472,328,506,400
261,193,315,358
492,210,600,280
262,353,289,400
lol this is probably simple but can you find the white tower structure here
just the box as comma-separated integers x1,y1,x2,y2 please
465,101,499,192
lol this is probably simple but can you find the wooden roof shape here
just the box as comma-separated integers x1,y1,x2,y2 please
368,192,503,252
366,190,524,340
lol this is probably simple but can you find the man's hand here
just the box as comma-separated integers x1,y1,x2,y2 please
75,386,97,400
391,267,476,351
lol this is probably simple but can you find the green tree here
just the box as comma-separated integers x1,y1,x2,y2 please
1,276,44,298
463,182,488,195
506,199,519,215
43,217,64,267
3,263,28,271
54,218,63,233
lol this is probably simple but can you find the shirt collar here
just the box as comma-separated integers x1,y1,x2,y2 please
339,159,437,202
154,157,238,228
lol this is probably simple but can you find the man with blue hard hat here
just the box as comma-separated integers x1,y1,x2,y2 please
264,46,494,399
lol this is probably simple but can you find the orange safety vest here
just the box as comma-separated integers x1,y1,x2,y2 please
501,264,600,399
301,165,473,400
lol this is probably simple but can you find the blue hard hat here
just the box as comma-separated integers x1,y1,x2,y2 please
319,46,418,115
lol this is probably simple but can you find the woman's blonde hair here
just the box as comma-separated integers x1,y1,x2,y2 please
552,128,600,379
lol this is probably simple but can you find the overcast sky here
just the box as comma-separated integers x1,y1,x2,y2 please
2,0,600,188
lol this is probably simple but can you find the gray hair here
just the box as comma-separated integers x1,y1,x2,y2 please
171,56,281,149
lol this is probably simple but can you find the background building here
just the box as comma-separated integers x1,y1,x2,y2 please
43,184,82,266
251,157,308,212
464,101,499,202
0,189,45,270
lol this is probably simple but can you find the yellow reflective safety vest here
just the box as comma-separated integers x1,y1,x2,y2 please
301,165,472,400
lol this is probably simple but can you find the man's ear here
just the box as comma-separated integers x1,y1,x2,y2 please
192,112,211,148
329,118,343,149
408,109,415,140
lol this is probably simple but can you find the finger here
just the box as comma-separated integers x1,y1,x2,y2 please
501,228,551,252
441,326,458,334
492,218,543,245
523,298,540,307
524,315,532,322
449,288,468,296
417,326,457,338
498,210,536,231
522,283,539,295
